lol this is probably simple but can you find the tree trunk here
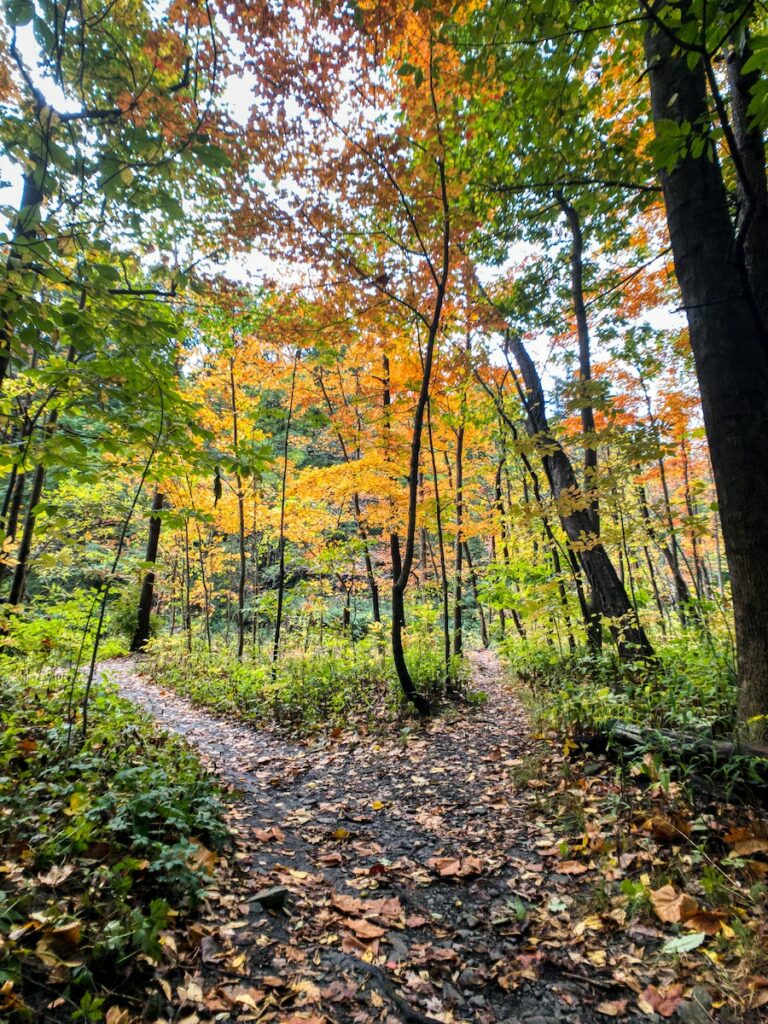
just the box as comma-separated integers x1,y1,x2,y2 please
130,490,164,652
0,168,45,391
427,397,451,679
506,332,653,659
6,403,62,607
453,418,464,658
463,541,489,648
0,468,25,593
272,352,299,670
229,356,247,660
727,33,768,330
183,517,192,654
645,6,768,731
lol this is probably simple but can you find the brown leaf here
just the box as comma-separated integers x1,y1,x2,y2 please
331,892,363,915
427,856,462,877
254,827,284,843
37,864,75,887
648,815,690,844
558,860,590,875
732,838,768,857
187,839,217,875
47,920,81,953
105,1008,130,1024
684,911,725,935
650,885,698,924
638,984,684,1017
345,918,386,939
597,1000,629,1017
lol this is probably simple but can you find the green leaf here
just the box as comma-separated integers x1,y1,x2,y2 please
661,932,706,954
6,0,33,26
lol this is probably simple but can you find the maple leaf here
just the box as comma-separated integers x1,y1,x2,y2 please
649,884,698,924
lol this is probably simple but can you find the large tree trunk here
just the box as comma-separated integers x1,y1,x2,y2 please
505,332,653,659
727,33,768,331
0,168,45,392
645,6,768,733
131,490,164,652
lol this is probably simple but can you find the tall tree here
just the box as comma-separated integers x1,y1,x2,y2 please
644,1,768,732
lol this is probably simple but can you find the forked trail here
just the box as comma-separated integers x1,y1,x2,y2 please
99,652,645,1024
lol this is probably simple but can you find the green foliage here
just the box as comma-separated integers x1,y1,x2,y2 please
146,616,465,734
506,633,736,736
0,662,226,1018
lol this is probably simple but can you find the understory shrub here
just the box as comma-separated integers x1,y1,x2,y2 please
145,613,467,733
0,663,226,1021
504,632,736,737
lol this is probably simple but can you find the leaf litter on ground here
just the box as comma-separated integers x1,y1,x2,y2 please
18,651,766,1024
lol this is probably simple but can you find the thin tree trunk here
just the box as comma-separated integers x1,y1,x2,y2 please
130,489,164,652
0,167,45,391
229,356,247,660
7,405,61,607
183,517,192,654
0,469,25,593
453,419,464,658
272,351,299,669
427,397,451,679
463,541,489,648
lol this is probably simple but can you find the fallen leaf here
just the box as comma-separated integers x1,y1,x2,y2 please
105,1008,130,1024
732,838,768,857
331,892,363,915
427,856,462,877
345,918,386,939
661,932,706,954
650,884,698,924
558,860,589,875
638,983,684,1017
37,864,75,887
597,999,628,1017
684,911,725,935
187,839,217,875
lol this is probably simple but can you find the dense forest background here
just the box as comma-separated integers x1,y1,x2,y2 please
2,0,768,1020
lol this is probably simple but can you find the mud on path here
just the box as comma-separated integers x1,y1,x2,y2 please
99,652,645,1024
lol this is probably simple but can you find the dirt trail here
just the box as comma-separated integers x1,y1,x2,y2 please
98,652,641,1024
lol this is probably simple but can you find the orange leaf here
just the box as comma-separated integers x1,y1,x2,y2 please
558,860,590,875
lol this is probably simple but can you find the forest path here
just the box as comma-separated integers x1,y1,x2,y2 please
98,652,641,1024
